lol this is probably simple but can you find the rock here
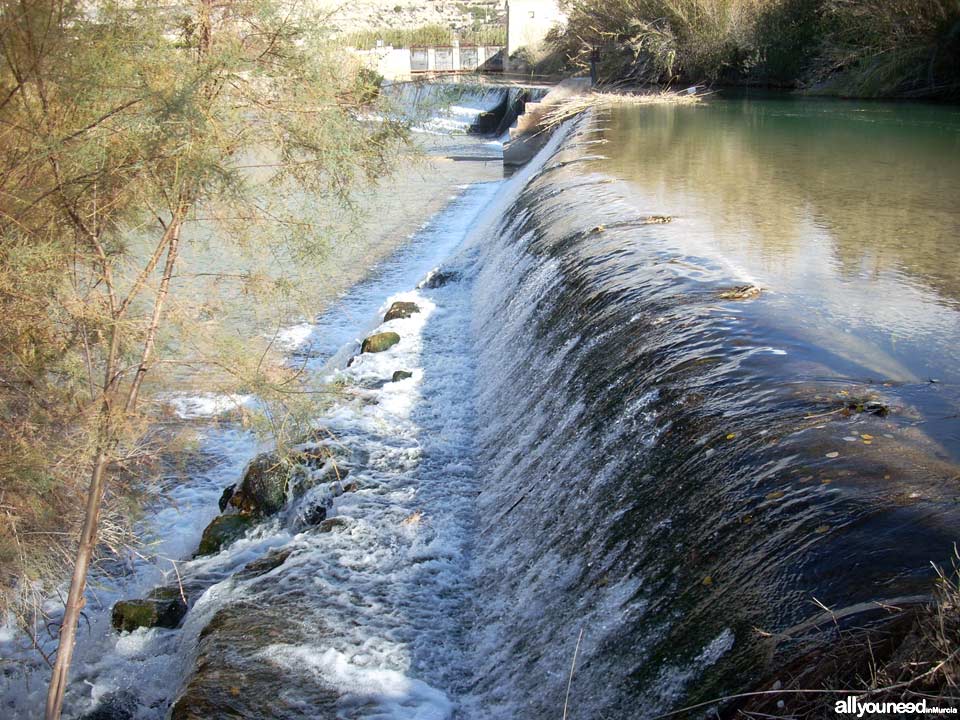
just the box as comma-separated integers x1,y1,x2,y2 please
169,603,339,720
112,597,187,632
317,517,350,533
79,692,137,720
147,585,188,603
304,503,328,526
218,484,235,512
392,370,413,382
419,270,460,289
195,514,255,556
236,549,292,580
361,331,400,354
228,447,329,517
719,284,762,300
228,453,291,516
342,481,360,493
383,301,420,322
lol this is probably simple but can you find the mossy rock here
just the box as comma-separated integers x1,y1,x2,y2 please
392,370,413,382
230,448,319,516
228,453,291,517
383,301,420,322
361,331,400,354
112,597,187,632
196,514,255,556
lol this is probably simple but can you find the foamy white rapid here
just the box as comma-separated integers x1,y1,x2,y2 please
0,150,527,718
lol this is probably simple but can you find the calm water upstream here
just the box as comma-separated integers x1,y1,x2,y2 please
3,88,959,720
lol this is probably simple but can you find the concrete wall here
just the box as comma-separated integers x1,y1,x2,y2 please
506,0,564,58
353,45,505,80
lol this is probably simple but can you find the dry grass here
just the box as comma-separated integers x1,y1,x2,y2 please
660,559,960,718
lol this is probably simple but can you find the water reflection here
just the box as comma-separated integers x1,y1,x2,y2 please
594,98,960,385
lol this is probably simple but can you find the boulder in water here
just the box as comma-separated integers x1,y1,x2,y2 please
228,452,291,516
218,484,235,512
112,597,187,632
228,446,331,517
236,549,292,580
79,692,138,720
196,514,255,556
361,331,400,354
317,517,350,533
392,370,413,381
419,270,460,289
303,503,328,526
383,301,420,322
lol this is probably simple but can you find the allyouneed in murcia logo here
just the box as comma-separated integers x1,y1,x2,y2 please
835,697,958,716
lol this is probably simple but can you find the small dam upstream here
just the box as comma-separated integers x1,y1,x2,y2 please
3,87,960,720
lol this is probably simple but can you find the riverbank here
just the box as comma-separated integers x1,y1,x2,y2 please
541,0,960,100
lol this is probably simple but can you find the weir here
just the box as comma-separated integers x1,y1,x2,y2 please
3,85,960,720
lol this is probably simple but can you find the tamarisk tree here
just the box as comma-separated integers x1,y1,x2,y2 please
0,1,406,717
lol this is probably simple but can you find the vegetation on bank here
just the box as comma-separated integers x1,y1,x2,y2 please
0,1,406,714
341,22,506,50
545,0,960,98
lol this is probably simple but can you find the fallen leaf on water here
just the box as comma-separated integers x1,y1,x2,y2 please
825,451,839,458
861,434,874,440
402,510,423,526
862,439,873,445
702,575,714,586
765,491,785,500
820,478,832,485
815,525,831,534
726,433,737,440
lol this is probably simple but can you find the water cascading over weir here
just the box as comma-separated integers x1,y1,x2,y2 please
168,112,957,719
11,91,958,720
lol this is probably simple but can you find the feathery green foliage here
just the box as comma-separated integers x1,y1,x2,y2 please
0,0,408,640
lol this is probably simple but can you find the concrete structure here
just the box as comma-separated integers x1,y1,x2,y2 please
355,45,505,81
506,0,564,58
504,78,589,166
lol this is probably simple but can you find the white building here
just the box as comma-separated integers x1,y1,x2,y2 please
505,0,564,59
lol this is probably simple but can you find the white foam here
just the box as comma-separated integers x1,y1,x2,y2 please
266,646,453,720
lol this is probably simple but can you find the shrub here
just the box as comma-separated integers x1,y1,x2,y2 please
815,0,960,97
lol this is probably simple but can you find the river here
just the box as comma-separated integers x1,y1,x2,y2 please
2,87,959,719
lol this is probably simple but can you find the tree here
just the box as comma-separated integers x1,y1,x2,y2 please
0,1,406,717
